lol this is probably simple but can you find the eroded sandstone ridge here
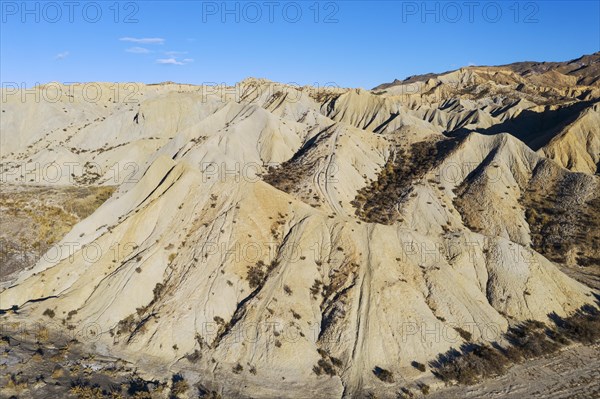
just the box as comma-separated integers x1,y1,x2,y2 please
1,53,599,398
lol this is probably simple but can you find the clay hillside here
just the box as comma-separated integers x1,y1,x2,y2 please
1,52,599,398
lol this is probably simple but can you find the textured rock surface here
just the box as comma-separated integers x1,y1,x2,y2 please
1,53,599,398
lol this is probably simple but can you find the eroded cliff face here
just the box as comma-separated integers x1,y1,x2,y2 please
1,53,599,398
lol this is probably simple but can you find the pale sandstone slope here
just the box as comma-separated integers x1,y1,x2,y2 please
1,54,599,398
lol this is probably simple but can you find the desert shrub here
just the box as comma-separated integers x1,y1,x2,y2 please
372,366,394,383
431,344,509,385
520,181,600,269
43,308,55,318
263,158,313,196
505,321,560,358
69,385,106,398
352,138,461,224
313,349,343,376
197,384,222,399
455,327,472,341
432,305,600,386
185,349,201,363
330,356,343,367
67,310,78,320
246,261,268,289
501,344,524,362
153,283,165,302
397,387,414,398
127,377,151,396
232,363,243,374
550,305,600,344
578,256,600,267
310,279,323,298
411,361,426,372
245,259,278,290
116,315,136,335
169,374,188,398
316,359,337,376
6,373,29,391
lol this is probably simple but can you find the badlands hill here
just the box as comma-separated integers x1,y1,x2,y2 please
1,53,599,398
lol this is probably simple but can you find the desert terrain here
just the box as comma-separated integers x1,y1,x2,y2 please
1,53,599,398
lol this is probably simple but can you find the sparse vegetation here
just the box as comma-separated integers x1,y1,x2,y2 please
431,343,509,385
418,383,430,395
432,304,600,385
411,361,426,372
246,260,278,289
310,279,323,299
2,56,600,399
352,139,461,224
169,374,188,398
372,366,394,383
455,327,472,341
0,185,116,279
197,384,222,399
185,349,201,363
521,181,600,285
232,363,243,374
116,315,136,335
397,387,414,399
313,349,342,377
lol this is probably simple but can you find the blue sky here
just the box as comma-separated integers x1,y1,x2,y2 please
1,1,599,89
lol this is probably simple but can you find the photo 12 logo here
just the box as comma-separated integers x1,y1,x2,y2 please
0,161,140,185
401,1,540,23
198,81,339,104
200,1,340,23
1,1,140,23
1,82,141,104
0,320,104,344
0,240,141,267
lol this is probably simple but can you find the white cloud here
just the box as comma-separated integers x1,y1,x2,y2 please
165,51,188,56
156,57,192,66
156,58,184,65
54,51,70,60
126,47,151,54
119,37,165,45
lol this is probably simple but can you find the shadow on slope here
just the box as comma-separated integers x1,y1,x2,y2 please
430,297,600,386
449,100,597,151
